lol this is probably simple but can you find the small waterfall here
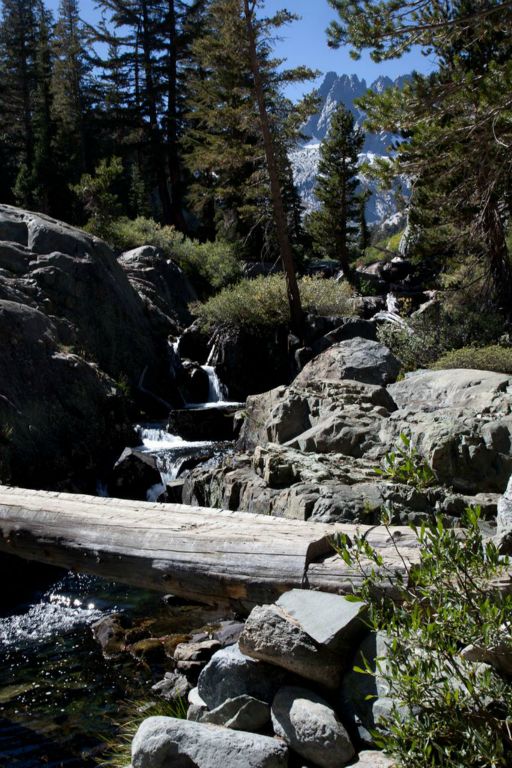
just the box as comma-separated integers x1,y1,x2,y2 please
202,365,228,403
136,425,214,487
202,343,228,403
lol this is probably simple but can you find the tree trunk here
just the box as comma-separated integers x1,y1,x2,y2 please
482,199,512,318
140,1,173,224
242,0,303,337
166,0,187,232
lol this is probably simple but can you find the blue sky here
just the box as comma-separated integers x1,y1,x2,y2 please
47,0,436,99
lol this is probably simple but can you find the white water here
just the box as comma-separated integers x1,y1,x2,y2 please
0,575,104,650
202,364,228,403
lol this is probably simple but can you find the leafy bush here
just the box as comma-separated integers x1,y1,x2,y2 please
375,433,437,489
191,274,355,329
378,304,505,372
335,508,512,768
96,216,242,293
433,345,512,375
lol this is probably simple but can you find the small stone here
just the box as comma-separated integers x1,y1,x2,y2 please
271,686,355,768
174,639,221,663
239,604,342,688
151,672,191,703
352,750,396,767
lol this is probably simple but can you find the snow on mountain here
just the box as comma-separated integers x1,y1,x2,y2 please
291,72,409,224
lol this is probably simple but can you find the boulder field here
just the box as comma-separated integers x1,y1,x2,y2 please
183,342,512,527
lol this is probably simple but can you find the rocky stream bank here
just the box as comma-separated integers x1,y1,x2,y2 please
1,205,512,766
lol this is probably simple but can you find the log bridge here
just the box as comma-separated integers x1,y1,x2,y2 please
0,485,423,612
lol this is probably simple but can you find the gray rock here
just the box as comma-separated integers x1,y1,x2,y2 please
174,639,221,664
340,631,394,743
239,605,342,689
131,716,288,768
275,590,368,652
460,638,512,677
271,686,355,768
238,379,396,456
196,695,270,731
388,368,512,411
151,672,191,703
197,644,286,710
352,750,396,767
497,475,512,552
294,338,400,388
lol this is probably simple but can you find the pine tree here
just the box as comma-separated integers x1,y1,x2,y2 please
0,0,39,205
307,104,364,281
327,0,512,314
51,0,90,206
184,0,314,261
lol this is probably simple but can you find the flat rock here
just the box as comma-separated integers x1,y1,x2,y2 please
151,672,191,703
271,686,355,768
239,605,342,688
294,338,400,388
276,590,368,652
197,644,286,710
388,369,512,412
131,716,288,768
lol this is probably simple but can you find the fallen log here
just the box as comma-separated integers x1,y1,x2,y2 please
0,485,419,612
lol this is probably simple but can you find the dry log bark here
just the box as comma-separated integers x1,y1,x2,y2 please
0,485,421,612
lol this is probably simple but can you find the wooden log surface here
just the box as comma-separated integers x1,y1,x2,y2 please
0,485,421,612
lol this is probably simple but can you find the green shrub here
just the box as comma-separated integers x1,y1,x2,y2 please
378,304,505,372
432,345,512,374
375,433,437,489
191,274,355,329
97,216,242,293
334,508,512,768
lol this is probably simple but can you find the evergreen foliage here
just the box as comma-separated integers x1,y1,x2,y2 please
327,0,512,315
306,103,364,280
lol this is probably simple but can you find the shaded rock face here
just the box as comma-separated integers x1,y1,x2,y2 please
294,338,400,389
0,205,193,489
207,325,291,402
118,245,197,332
0,301,133,489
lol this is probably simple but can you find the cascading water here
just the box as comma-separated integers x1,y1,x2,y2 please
202,364,227,403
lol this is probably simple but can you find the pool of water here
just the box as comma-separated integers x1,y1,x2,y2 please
0,573,173,767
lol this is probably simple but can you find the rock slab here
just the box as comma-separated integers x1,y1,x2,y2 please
131,716,288,768
239,604,342,688
276,590,368,652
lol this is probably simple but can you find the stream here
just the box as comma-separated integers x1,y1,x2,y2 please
0,355,240,766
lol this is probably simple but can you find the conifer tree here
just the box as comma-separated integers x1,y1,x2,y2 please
0,0,39,204
184,0,314,259
51,0,90,200
327,0,512,313
307,103,364,281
